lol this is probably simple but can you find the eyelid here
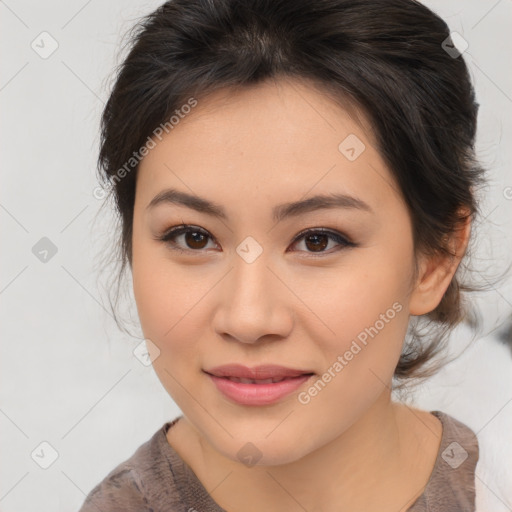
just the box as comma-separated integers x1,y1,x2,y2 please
288,227,355,256
290,227,352,245
156,224,218,254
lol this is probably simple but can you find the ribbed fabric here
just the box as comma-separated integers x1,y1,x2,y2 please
407,411,479,511
78,410,478,512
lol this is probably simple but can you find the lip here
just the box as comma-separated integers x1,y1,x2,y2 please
203,364,315,406
204,364,314,380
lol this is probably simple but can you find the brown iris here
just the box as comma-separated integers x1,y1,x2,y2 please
185,230,209,249
303,233,329,252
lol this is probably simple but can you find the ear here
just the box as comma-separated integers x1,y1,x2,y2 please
409,209,472,316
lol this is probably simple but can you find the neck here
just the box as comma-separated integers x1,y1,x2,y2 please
169,391,438,512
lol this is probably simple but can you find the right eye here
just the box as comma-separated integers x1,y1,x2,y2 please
157,224,218,254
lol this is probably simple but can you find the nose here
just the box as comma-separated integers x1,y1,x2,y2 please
212,252,294,345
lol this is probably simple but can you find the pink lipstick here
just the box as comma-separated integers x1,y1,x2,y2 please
204,364,315,406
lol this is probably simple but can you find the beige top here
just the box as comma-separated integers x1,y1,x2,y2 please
78,410,479,511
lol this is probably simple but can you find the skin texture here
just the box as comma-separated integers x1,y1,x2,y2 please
131,77,471,511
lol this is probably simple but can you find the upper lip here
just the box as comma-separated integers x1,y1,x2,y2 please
204,364,315,380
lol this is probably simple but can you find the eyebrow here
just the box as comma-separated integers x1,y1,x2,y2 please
146,187,373,222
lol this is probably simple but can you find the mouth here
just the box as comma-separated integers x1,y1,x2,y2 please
203,364,315,405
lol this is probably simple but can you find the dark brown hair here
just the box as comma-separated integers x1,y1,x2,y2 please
94,0,508,391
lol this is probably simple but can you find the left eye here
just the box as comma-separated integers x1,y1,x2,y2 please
289,228,354,255
157,225,354,255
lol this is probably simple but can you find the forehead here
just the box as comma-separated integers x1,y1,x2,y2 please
136,77,404,215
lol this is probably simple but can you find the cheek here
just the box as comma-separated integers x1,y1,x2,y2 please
133,268,198,350
132,227,189,336
132,256,206,408
131,244,213,374
303,255,409,329
132,259,172,339
295,268,410,420
303,247,413,378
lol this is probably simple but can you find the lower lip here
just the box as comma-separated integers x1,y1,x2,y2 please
206,373,313,406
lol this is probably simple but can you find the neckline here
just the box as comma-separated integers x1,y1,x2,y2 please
404,410,447,508
160,416,227,511
158,410,452,511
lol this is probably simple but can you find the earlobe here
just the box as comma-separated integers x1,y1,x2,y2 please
409,210,472,316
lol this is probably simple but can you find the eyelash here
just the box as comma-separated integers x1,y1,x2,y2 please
156,224,356,257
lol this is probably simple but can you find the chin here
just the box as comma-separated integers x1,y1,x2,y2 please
210,431,314,468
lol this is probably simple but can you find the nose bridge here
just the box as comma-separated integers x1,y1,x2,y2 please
233,249,272,306
230,232,275,304
213,243,292,344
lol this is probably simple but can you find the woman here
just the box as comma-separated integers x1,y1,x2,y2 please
80,0,489,510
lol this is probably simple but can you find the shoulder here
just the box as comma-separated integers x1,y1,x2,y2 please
78,465,149,512
432,410,479,474
78,420,185,512
408,410,479,512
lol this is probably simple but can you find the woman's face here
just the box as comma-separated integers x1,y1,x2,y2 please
132,78,421,464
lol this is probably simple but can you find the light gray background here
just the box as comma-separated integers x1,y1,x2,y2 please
1,1,511,511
